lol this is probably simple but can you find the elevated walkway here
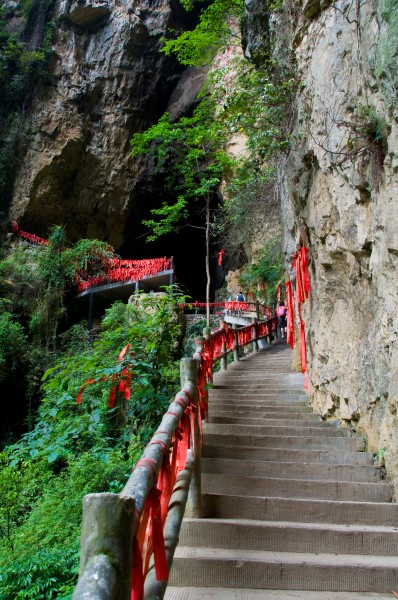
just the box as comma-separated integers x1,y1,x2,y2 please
166,341,398,599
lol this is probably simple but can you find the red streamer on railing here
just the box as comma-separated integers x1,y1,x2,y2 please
11,221,49,246
292,245,311,385
76,344,134,407
149,486,168,581
285,280,295,349
76,257,172,293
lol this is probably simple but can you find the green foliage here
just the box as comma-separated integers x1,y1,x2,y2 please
0,548,78,600
138,0,297,250
0,244,42,314
8,294,183,466
0,290,184,598
239,237,284,305
0,310,28,380
131,101,234,240
0,1,54,115
63,238,115,279
161,0,244,66
212,56,296,164
0,451,134,599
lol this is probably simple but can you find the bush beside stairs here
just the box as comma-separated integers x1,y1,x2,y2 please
165,341,398,600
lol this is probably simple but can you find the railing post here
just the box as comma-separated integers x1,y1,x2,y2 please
72,493,135,600
252,317,258,353
220,321,227,371
233,323,239,362
256,300,260,320
180,357,203,518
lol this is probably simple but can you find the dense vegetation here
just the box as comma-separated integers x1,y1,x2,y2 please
0,230,186,598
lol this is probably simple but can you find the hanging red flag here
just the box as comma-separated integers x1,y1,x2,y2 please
285,280,295,349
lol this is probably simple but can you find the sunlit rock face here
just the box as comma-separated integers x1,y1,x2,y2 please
246,0,398,494
10,0,202,248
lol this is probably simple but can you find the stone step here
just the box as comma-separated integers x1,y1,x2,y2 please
208,406,316,416
203,432,365,451
203,422,352,436
208,395,309,404
202,444,374,465
201,457,383,482
201,473,393,502
165,587,395,599
212,386,307,393
203,493,398,526
213,379,304,385
169,344,398,597
169,547,398,591
208,406,314,415
206,416,341,429
179,518,398,556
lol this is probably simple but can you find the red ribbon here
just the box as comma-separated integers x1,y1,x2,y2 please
217,249,224,266
301,247,310,297
285,280,295,349
149,487,168,581
131,536,144,600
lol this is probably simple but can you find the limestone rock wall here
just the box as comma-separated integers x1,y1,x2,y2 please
278,0,398,492
9,0,202,247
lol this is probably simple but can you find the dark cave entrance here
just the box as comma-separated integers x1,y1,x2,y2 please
117,189,225,303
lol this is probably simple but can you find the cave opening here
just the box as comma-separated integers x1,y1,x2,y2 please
117,187,224,303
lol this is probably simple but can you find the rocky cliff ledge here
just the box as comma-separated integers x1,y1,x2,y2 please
9,0,204,248
278,0,398,491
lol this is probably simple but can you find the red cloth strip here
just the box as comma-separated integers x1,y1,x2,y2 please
131,536,144,600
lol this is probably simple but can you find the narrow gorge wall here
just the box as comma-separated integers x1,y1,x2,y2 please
279,0,398,491
8,0,204,248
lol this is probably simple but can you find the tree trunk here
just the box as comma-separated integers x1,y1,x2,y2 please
205,196,211,327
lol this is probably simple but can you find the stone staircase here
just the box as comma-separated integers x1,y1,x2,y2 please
165,341,398,600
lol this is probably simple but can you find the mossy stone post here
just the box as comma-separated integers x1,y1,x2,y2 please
256,300,260,320
203,326,211,338
181,357,203,518
72,493,135,600
233,323,239,362
252,317,258,353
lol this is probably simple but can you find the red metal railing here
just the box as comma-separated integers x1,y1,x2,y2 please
75,257,173,293
11,222,173,294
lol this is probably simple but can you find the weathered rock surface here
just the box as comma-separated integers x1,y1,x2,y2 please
9,0,198,248
277,0,398,494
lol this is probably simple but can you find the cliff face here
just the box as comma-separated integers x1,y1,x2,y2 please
9,0,204,248
273,0,398,490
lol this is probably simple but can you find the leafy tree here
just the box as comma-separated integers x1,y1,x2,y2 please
0,310,28,380
239,237,284,305
131,101,234,325
161,0,244,66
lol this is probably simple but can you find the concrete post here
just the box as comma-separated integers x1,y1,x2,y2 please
256,300,260,320
252,317,258,353
203,326,211,338
180,358,203,518
72,493,135,600
233,323,239,362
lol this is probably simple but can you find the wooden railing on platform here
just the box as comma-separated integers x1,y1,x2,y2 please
71,317,277,600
